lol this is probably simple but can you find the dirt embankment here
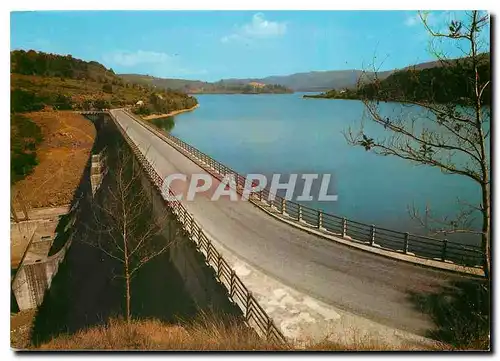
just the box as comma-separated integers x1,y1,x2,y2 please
11,111,96,209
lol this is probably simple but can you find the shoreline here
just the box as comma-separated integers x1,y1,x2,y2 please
142,104,199,120
187,91,294,95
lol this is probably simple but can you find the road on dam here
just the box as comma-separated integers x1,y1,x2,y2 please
111,108,474,337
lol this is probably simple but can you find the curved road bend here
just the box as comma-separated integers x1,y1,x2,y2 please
111,109,474,337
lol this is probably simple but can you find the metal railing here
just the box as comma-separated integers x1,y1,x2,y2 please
109,111,287,345
123,109,484,270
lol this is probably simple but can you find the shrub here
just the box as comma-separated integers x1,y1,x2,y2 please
52,94,73,110
11,89,45,113
10,114,43,184
102,84,113,94
94,99,110,110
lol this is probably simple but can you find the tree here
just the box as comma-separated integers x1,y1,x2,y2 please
11,89,44,113
94,99,110,110
346,11,490,278
53,93,73,110
85,146,179,322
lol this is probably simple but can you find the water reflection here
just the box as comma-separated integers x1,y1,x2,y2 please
151,116,175,133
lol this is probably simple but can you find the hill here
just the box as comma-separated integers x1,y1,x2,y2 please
221,59,452,91
120,71,373,93
120,59,450,93
10,50,198,185
221,70,384,92
119,74,206,92
305,54,491,105
119,74,292,94
11,50,198,112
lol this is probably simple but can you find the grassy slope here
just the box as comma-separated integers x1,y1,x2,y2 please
11,111,96,209
33,317,436,351
10,114,44,184
10,50,198,111
11,73,189,109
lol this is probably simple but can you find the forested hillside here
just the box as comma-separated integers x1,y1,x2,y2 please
306,54,491,106
10,50,198,112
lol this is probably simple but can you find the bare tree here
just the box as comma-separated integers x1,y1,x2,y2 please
346,11,490,278
84,146,179,322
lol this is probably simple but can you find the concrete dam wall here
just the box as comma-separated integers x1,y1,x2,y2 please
23,113,240,342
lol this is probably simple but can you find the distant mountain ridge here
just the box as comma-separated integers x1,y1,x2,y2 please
221,70,366,91
118,74,293,94
119,59,447,93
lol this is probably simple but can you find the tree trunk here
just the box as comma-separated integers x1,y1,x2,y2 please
125,270,131,323
482,183,491,280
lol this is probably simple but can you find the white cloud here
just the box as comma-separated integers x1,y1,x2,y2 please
242,13,287,37
221,13,287,43
103,50,171,67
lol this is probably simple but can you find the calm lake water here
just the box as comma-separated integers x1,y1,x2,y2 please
156,93,481,243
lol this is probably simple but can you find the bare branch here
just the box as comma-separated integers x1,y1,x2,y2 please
351,10,490,277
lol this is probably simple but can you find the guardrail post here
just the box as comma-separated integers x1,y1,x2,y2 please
403,232,409,254
206,240,212,262
217,254,222,279
342,218,347,237
266,318,272,340
441,239,448,261
246,292,252,321
298,205,303,222
230,270,236,298
317,210,323,229
259,190,263,202
281,199,286,215
370,225,375,245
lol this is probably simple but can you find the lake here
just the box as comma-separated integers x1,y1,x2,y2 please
156,93,482,245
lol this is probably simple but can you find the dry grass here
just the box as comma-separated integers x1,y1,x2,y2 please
11,110,95,209
37,315,281,351
31,314,454,351
10,310,37,349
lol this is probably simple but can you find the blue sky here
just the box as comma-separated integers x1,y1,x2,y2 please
10,11,490,82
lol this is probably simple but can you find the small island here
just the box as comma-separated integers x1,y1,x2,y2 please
303,88,357,100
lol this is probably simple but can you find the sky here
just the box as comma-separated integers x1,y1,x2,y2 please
10,10,490,82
